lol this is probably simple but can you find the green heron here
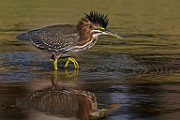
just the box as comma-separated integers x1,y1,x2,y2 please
17,11,122,70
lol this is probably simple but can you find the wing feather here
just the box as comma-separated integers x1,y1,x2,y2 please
17,25,79,53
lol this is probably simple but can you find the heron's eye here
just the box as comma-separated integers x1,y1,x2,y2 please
97,26,105,31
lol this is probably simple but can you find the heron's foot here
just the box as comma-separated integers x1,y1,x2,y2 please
64,57,79,69
50,56,79,70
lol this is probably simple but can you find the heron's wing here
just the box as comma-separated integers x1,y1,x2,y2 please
17,25,79,53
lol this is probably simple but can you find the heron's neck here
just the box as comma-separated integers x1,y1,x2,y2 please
77,18,94,42
72,36,98,53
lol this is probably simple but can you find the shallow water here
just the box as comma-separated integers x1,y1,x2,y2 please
0,0,180,120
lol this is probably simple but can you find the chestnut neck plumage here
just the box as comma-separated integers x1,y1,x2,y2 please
72,18,99,52
77,18,95,43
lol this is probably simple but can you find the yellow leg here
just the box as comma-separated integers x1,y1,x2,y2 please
49,59,54,62
64,57,79,69
64,58,70,68
50,58,58,71
53,60,58,71
71,57,79,69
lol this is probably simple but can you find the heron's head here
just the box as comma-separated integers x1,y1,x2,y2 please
78,11,123,39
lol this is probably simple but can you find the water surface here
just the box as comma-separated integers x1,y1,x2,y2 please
0,0,180,120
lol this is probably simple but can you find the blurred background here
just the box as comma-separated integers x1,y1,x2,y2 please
0,0,180,120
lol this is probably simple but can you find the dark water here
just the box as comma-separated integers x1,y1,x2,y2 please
0,0,180,120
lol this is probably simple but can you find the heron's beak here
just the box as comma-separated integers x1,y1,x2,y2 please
105,30,123,39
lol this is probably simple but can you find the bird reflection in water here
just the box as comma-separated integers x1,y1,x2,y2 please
17,70,118,120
